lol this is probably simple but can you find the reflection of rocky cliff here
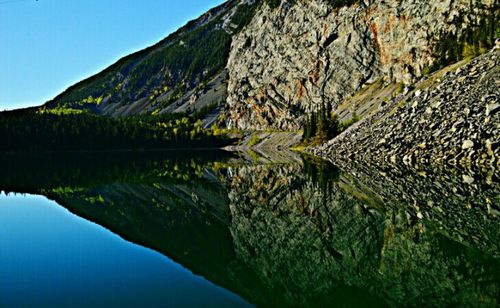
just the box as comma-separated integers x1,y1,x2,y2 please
1,154,499,307
338,161,500,258
223,162,387,306
222,161,500,307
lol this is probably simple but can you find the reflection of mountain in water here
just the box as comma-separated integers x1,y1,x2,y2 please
1,153,499,307
224,161,500,307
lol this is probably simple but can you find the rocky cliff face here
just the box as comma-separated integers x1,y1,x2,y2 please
226,0,496,130
313,46,499,168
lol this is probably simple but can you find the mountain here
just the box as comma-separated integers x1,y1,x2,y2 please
45,0,260,117
226,0,498,130
45,0,498,131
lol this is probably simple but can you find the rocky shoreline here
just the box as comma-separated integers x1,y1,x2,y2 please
311,47,500,170
224,131,302,163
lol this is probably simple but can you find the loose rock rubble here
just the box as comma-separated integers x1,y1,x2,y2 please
313,47,500,169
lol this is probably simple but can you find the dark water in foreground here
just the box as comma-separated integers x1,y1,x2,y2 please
0,152,499,307
0,193,248,307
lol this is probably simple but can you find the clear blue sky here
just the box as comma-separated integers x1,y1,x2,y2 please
0,0,225,110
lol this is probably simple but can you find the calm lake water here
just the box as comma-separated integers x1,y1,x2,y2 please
0,151,498,307
0,193,250,308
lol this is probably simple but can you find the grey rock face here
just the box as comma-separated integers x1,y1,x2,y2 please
313,47,500,168
226,0,495,130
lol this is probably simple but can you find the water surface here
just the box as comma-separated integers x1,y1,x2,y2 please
0,152,498,307
0,193,249,307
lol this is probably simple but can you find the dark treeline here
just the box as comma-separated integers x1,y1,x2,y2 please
0,150,233,193
432,4,499,72
0,109,233,153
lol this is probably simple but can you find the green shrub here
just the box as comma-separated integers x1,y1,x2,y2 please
325,0,358,9
397,82,406,93
264,0,281,9
432,8,499,72
341,112,360,131
249,133,262,148
302,106,360,145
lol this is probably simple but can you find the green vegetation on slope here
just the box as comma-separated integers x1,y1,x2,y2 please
48,1,259,114
301,103,360,146
431,3,499,72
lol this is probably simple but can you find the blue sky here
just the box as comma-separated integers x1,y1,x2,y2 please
0,0,225,110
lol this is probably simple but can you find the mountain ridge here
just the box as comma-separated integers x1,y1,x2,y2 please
44,0,259,117
44,0,498,127
42,0,499,158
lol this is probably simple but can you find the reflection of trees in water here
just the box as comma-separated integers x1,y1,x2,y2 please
303,157,340,197
0,151,232,193
1,153,499,307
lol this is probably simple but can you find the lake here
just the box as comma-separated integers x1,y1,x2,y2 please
0,151,498,307
0,193,249,308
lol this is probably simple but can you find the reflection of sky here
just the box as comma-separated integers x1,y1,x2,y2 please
0,193,250,307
